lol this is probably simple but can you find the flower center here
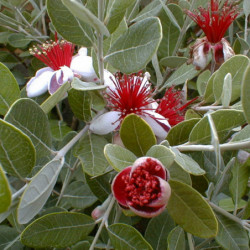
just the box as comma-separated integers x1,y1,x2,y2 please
105,73,154,121
122,158,162,207
29,33,74,71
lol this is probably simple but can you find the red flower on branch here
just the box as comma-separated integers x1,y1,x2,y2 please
185,0,239,70
112,157,171,218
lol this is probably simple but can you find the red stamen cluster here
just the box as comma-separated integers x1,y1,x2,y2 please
29,33,75,71
186,0,239,43
122,158,162,207
105,72,154,121
156,86,197,126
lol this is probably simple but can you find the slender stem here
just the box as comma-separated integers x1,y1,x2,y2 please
56,104,63,121
12,184,28,200
195,238,212,250
244,14,248,42
193,105,231,111
97,0,105,85
89,196,116,250
173,140,250,152
187,233,195,250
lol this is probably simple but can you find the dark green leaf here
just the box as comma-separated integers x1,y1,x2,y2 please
242,65,250,123
0,163,11,213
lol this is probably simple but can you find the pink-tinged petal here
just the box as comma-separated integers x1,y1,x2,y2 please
192,41,210,70
26,67,54,98
129,204,166,218
221,38,235,61
112,166,132,208
131,157,166,179
70,55,98,82
147,177,171,207
48,66,73,95
89,111,121,135
142,111,171,140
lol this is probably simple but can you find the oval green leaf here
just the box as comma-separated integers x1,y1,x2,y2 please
21,212,95,248
5,98,52,159
0,119,35,178
120,114,156,157
242,65,250,123
18,159,64,224
105,17,162,73
0,62,20,115
167,226,186,250
0,163,11,213
167,180,218,238
71,78,106,91
104,144,137,172
108,223,153,250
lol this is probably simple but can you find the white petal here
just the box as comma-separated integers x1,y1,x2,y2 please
70,55,98,82
193,43,209,70
104,70,117,92
89,111,121,135
142,111,171,140
26,67,54,98
221,38,235,61
77,47,88,56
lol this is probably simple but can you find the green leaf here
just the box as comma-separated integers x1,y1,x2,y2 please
230,124,250,143
68,89,92,122
146,145,175,169
172,148,205,175
215,213,249,250
0,119,35,178
221,73,232,107
40,81,71,114
160,56,188,68
219,198,247,212
5,98,52,159
204,72,217,103
104,144,137,172
105,17,162,73
163,63,199,88
60,181,97,209
158,4,183,58
50,120,72,141
242,65,250,123
213,55,249,103
167,180,218,238
0,226,22,249
62,0,110,37
0,62,20,115
8,33,32,48
120,114,156,157
71,78,106,91
167,226,186,250
166,118,200,146
0,163,11,213
197,70,211,96
105,0,136,34
21,212,95,248
189,110,246,144
47,0,94,46
145,210,175,250
75,132,109,176
17,159,64,224
108,223,153,250
229,160,249,206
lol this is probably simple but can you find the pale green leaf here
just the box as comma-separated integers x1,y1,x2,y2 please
172,148,205,175
120,114,156,157
20,212,95,248
108,223,153,250
146,145,175,169
215,213,249,250
47,0,95,46
75,132,109,176
167,226,186,250
40,81,71,114
5,98,52,158
0,62,20,115
145,210,175,250
189,110,246,144
0,163,11,213
168,180,218,238
0,226,22,249
242,65,250,123
62,0,110,37
50,120,72,141
104,144,137,172
71,78,106,91
163,63,199,88
219,198,247,212
221,73,232,107
0,119,35,178
105,17,162,73
213,55,249,103
160,56,188,68
204,71,217,103
231,125,250,143
18,159,64,224
8,33,32,48
166,118,200,146
197,70,211,96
